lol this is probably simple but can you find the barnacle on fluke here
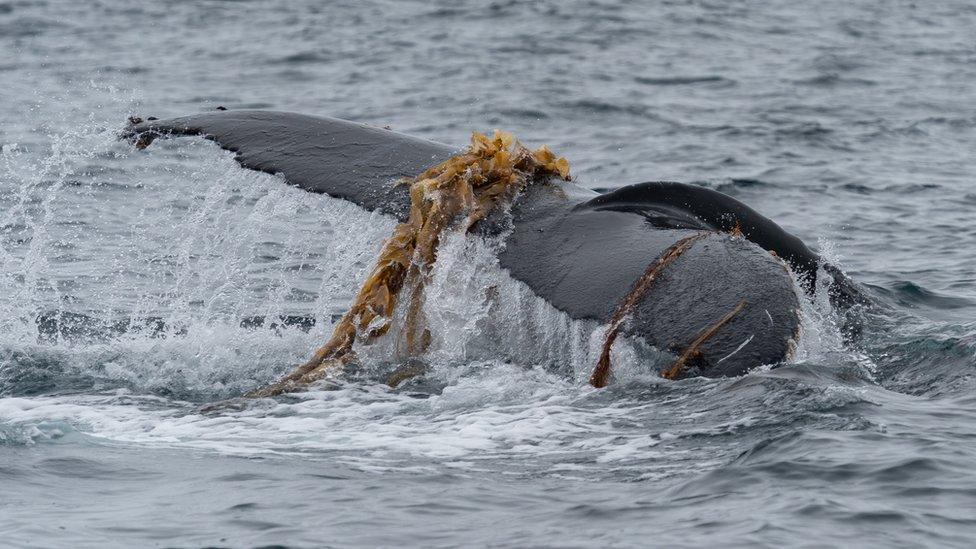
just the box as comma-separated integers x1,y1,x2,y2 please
246,130,572,397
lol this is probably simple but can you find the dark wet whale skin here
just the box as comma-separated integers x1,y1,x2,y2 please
127,110,814,377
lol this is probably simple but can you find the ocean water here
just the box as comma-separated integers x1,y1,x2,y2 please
3,0,976,547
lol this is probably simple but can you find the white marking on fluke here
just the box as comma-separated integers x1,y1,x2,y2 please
717,334,755,364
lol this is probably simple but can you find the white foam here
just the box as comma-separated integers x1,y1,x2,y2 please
0,377,663,469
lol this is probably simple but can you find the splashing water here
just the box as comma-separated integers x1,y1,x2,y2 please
0,96,856,420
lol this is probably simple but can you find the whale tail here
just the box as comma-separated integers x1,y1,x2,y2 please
125,109,861,389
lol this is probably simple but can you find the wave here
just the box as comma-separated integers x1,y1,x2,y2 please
634,75,732,86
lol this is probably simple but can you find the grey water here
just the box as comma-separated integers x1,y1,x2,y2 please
2,0,976,547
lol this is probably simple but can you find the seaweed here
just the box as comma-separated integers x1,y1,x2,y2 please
588,232,708,388
246,130,571,397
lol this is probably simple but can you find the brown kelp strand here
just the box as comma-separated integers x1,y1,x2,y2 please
588,232,709,388
660,299,747,380
247,130,571,397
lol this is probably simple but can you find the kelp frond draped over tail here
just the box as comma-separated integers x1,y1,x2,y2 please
247,130,571,397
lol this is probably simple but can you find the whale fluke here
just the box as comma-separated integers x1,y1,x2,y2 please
126,110,856,381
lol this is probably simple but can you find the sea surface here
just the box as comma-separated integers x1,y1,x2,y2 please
2,1,976,547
